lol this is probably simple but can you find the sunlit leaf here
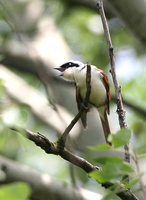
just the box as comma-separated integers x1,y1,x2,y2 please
91,156,134,183
88,143,112,151
111,128,131,148
94,156,123,165
122,163,134,173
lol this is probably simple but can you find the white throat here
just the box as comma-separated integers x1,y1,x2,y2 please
63,63,85,82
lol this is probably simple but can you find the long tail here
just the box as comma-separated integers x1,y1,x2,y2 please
100,110,111,145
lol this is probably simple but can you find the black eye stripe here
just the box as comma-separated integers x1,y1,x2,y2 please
68,62,79,67
60,62,79,68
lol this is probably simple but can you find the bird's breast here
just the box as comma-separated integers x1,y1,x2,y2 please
76,69,107,108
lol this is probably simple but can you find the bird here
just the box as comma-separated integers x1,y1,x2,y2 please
54,60,111,145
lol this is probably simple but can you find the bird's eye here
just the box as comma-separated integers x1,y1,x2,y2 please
69,62,72,65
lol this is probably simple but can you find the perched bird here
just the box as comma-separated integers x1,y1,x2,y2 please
55,60,111,145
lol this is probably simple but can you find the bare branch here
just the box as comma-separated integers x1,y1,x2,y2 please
10,125,99,173
97,0,130,164
97,0,127,129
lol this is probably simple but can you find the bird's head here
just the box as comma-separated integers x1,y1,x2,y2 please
54,60,84,81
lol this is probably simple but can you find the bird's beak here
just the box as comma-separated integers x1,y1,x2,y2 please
54,67,65,76
54,67,61,71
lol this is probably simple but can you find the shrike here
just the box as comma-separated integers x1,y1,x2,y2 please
55,60,111,145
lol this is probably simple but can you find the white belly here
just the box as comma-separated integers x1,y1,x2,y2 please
75,67,107,108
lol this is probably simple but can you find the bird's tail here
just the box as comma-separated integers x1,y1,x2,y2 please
100,110,111,145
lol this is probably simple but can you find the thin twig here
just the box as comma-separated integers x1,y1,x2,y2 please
97,0,130,164
58,64,91,147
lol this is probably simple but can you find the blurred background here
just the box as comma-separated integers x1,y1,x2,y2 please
0,0,146,199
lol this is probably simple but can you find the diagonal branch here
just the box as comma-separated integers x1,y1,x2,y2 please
10,125,140,200
10,125,99,173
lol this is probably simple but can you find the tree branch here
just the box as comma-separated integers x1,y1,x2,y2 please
10,125,99,173
10,125,140,200
102,182,140,200
97,0,130,164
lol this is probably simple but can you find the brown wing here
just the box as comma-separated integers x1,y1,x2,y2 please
75,84,88,129
97,68,111,115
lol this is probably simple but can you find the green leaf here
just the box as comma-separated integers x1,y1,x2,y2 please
122,163,134,173
111,128,131,148
88,143,112,151
90,165,123,183
90,156,134,183
0,182,31,200
94,156,123,165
